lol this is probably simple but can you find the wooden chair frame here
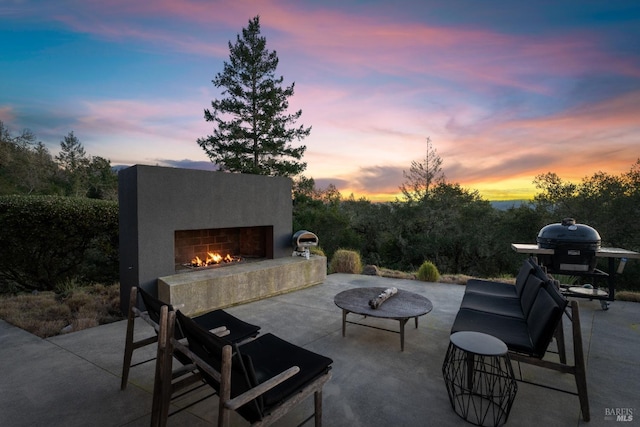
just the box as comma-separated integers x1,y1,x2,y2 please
153,306,332,427
509,300,589,422
121,286,210,423
121,286,202,391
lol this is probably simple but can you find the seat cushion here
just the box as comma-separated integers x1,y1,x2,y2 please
464,279,519,299
464,258,535,299
451,308,534,355
239,333,333,413
459,293,525,319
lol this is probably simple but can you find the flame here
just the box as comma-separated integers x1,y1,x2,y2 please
190,252,239,267
209,252,222,264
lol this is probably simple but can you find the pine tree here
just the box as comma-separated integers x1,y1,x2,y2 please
197,16,310,176
56,131,90,197
399,137,445,202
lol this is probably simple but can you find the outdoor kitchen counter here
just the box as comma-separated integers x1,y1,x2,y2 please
511,243,640,259
511,244,640,304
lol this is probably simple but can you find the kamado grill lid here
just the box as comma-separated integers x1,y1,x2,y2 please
537,218,601,247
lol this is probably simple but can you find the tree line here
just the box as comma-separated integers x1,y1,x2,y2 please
293,159,640,291
3,118,639,291
0,121,118,200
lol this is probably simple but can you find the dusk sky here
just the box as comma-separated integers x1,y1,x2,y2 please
2,1,639,201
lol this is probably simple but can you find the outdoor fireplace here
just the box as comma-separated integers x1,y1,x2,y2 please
118,165,294,313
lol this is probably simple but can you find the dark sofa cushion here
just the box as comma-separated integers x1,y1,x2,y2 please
459,293,525,319
464,258,535,298
460,273,545,320
527,284,567,357
518,275,545,319
451,308,534,355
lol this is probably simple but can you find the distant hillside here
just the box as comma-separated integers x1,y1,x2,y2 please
490,200,529,210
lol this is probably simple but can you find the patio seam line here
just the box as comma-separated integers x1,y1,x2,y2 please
46,337,123,380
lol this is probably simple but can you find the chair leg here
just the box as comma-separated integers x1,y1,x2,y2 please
570,301,590,422
121,286,138,390
152,306,175,427
314,390,323,427
218,345,233,427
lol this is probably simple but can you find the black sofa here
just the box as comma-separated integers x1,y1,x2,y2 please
450,257,590,422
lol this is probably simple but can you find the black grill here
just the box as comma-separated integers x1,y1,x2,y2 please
536,218,601,273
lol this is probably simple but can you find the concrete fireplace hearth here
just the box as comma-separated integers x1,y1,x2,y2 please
158,255,326,316
118,165,324,313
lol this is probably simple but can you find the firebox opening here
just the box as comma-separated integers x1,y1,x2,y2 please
174,226,273,272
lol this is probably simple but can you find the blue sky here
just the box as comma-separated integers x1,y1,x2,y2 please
1,0,639,200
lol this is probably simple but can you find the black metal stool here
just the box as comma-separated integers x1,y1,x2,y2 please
442,331,518,427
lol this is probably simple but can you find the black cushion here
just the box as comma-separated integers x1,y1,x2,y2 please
527,288,564,357
459,293,525,319
518,274,545,319
451,308,533,354
239,333,333,414
464,279,518,298
459,274,545,320
514,258,537,296
463,258,535,299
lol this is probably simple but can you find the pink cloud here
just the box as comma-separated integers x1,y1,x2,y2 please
42,0,639,94
0,106,16,124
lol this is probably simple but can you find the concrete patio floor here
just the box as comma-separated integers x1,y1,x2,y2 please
1,273,639,426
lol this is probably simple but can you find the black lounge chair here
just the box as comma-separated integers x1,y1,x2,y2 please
120,286,260,391
152,306,333,426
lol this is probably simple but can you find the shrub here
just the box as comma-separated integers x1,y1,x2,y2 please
330,249,362,274
0,195,119,293
0,283,123,337
310,246,326,257
416,260,440,282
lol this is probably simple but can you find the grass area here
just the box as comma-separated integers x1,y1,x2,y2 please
0,283,123,338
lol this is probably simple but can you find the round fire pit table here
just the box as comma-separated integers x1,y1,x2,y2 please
442,331,518,427
334,287,432,351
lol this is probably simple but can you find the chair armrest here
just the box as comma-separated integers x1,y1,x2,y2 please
225,366,301,410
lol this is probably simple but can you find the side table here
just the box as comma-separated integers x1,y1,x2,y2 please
442,331,517,427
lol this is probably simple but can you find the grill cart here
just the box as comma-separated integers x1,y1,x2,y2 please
512,218,640,310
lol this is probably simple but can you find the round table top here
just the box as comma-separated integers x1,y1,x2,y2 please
450,331,508,356
334,287,433,319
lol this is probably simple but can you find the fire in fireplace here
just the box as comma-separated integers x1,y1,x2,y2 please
174,226,273,272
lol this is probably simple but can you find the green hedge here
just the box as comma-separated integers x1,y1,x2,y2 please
0,195,119,293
